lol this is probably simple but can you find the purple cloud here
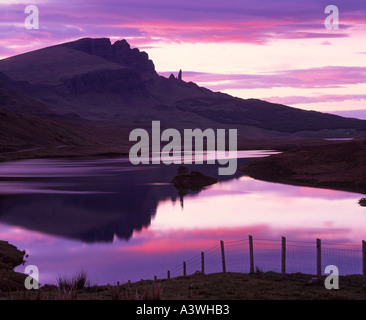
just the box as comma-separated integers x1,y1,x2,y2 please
0,0,365,58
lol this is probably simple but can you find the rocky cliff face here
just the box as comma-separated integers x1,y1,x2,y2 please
60,67,147,95
60,38,157,79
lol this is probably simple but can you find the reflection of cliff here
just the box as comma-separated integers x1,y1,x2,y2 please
0,159,248,243
0,167,177,243
0,190,161,243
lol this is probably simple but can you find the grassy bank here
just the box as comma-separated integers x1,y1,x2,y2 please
1,272,366,300
240,137,366,195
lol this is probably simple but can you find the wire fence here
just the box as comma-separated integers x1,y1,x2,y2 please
152,236,366,289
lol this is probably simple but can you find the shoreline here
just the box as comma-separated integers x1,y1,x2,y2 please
239,137,366,195
1,137,364,196
0,136,344,163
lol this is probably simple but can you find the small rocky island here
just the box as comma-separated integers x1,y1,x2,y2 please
171,166,217,191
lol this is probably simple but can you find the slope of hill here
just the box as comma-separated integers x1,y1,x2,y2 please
0,109,134,161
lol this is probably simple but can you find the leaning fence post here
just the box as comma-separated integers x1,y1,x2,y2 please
362,240,366,289
220,240,226,273
201,252,205,274
183,261,186,277
317,238,321,281
249,235,254,274
281,237,286,278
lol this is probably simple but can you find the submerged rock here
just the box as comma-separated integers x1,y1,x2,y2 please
171,166,217,191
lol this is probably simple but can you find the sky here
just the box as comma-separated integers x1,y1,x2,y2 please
0,0,365,118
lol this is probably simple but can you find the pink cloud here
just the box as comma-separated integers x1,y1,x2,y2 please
1,0,365,58
162,66,366,90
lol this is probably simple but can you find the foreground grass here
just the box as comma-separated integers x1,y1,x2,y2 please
1,272,366,300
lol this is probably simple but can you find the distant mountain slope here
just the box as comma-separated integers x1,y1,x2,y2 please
173,96,366,133
0,37,365,143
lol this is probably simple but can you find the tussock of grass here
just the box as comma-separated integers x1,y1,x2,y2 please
57,270,88,291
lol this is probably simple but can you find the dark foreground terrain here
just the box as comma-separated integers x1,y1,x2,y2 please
1,241,365,300
1,271,366,300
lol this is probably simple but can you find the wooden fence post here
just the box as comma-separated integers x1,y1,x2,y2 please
167,270,170,279
154,276,157,281
183,261,186,277
220,240,226,273
249,235,254,274
201,252,205,274
362,240,366,289
281,237,286,278
317,238,321,281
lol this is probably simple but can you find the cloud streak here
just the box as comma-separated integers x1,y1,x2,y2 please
161,66,366,90
263,94,366,105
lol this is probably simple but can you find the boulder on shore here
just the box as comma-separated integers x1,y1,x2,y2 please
0,240,28,292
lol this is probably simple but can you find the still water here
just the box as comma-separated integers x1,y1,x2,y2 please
0,151,364,285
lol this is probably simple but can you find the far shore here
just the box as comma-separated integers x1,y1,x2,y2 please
0,136,347,163
1,137,364,196
239,137,366,195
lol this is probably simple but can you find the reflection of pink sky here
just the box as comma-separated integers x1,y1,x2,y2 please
0,157,365,284
148,176,366,244
1,176,363,285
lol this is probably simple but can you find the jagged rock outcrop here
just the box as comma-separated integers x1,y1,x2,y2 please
60,38,157,79
112,40,156,77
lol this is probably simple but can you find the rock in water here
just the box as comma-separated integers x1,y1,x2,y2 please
172,169,217,191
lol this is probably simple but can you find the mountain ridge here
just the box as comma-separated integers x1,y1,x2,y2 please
0,37,365,160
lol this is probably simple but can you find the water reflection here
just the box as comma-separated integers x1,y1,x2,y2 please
0,155,251,242
0,153,365,285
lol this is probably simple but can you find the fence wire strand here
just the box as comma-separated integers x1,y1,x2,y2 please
151,237,365,288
